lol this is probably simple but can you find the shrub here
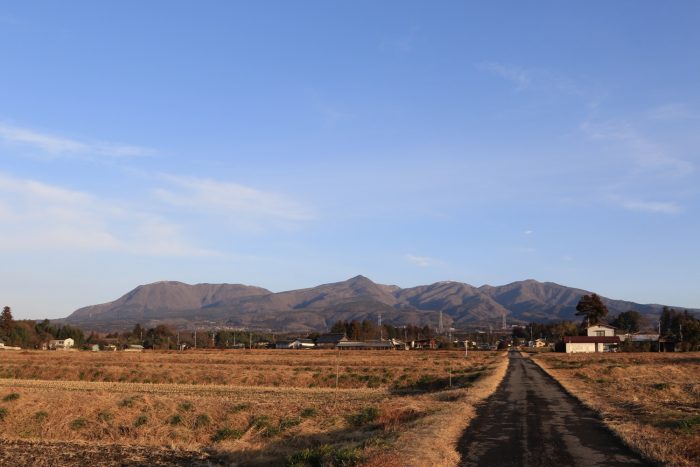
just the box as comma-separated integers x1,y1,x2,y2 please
0,408,7,421
285,444,359,467
70,417,87,430
3,393,20,402
347,407,379,427
118,397,135,408
34,410,48,422
211,427,243,443
168,414,182,426
279,417,302,431
194,413,211,428
97,411,113,422
178,401,193,412
301,407,318,418
230,403,251,413
133,415,148,427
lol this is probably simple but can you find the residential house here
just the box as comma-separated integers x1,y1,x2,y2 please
412,338,437,350
49,338,75,350
124,344,144,352
586,324,616,337
276,339,315,349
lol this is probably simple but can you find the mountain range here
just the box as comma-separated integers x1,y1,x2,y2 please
61,276,698,332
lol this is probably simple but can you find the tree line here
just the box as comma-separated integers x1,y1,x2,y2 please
329,319,435,341
1,306,86,348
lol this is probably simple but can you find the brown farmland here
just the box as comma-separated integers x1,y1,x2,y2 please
533,352,700,467
0,349,507,466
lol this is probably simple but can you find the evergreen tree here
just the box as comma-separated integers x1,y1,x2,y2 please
575,294,608,326
1,306,13,334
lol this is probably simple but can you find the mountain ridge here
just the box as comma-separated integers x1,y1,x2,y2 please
62,276,699,332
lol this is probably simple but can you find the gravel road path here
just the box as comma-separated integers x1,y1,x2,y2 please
458,351,654,466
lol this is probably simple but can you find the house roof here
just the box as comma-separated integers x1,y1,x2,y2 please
316,333,347,344
564,336,620,344
629,334,659,342
336,341,394,348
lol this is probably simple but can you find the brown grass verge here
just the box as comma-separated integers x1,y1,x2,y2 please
366,351,509,467
532,353,700,467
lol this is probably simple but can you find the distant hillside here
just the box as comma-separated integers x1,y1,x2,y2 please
62,276,698,332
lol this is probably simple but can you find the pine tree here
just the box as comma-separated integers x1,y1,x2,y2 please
575,294,608,326
1,306,13,334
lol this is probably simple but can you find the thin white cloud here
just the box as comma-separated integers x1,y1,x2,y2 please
405,254,438,268
154,175,315,231
523,230,534,235
477,62,531,90
614,198,682,215
0,173,212,256
579,120,694,176
0,123,154,157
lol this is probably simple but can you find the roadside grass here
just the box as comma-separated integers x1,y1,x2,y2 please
533,352,700,467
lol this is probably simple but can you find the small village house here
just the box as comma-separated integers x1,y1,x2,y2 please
49,338,74,350
563,324,620,353
276,338,315,349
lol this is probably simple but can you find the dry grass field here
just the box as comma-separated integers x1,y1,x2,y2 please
533,352,700,467
0,349,507,466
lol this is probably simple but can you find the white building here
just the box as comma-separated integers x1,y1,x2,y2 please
563,324,620,353
586,324,616,337
49,338,74,350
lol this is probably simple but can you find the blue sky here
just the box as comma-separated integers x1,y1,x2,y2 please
1,1,699,319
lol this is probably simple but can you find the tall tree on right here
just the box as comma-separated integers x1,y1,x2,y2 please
575,294,608,327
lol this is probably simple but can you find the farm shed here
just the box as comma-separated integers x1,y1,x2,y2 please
563,336,620,353
124,344,144,352
315,333,348,349
336,340,394,350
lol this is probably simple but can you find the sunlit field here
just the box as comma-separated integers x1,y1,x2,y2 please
0,349,506,466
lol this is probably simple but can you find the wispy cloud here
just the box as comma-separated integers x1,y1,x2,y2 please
523,229,534,235
580,119,694,176
0,173,211,256
477,62,532,90
0,123,154,158
611,197,683,215
405,254,439,268
154,175,315,231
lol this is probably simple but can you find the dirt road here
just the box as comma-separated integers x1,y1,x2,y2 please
458,351,653,466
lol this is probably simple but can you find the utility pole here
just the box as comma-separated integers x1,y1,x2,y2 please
378,313,382,341
176,331,180,350
439,310,443,334
249,330,252,349
464,339,468,357
194,330,197,349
